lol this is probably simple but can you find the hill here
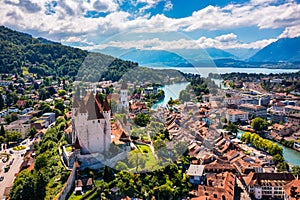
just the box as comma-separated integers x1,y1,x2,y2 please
98,47,236,67
0,26,138,81
249,37,300,62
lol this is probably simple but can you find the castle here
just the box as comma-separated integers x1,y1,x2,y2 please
72,91,111,155
62,81,132,169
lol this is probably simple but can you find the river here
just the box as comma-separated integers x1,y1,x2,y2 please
237,130,300,167
151,82,189,109
149,66,299,78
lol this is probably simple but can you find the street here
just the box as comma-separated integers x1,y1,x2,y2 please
0,139,31,199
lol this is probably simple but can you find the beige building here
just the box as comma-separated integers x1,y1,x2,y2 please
226,109,248,123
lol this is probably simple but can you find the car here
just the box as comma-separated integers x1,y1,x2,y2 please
0,176,4,181
9,150,14,154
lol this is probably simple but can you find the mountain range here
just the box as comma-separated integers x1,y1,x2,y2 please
1,25,300,71
97,37,300,68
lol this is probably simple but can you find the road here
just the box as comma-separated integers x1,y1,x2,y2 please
0,139,31,199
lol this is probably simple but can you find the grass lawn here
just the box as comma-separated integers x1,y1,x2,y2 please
136,144,156,170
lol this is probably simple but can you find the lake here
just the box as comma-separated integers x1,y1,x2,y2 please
149,66,299,78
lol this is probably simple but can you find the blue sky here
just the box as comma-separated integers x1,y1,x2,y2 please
1,0,300,52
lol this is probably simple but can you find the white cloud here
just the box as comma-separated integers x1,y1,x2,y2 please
80,33,276,51
279,25,300,38
164,0,173,11
0,0,299,49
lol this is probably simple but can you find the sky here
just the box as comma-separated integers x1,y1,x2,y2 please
1,0,300,52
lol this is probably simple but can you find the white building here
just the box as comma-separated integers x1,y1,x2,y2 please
72,92,111,154
244,172,295,200
226,109,248,123
118,81,129,112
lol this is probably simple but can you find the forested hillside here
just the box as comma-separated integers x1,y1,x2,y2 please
0,26,138,80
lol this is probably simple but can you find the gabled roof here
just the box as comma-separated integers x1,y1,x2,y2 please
73,96,80,108
85,92,104,120
79,99,87,113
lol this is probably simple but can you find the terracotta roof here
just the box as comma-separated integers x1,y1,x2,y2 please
195,171,235,200
283,179,300,200
244,172,295,187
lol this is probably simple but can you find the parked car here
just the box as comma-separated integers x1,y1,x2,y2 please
0,176,4,181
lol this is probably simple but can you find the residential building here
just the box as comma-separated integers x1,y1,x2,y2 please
226,109,248,123
285,105,300,114
191,171,235,200
283,179,300,200
288,113,300,124
270,111,286,123
5,120,31,138
239,104,267,119
8,107,19,113
244,172,295,199
272,101,286,112
41,112,56,125
186,165,205,185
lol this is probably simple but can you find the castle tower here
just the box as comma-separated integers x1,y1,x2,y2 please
119,80,129,111
103,97,111,152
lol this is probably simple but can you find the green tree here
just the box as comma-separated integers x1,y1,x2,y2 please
0,94,4,110
10,170,35,200
273,154,284,165
29,127,37,138
251,117,268,132
35,154,48,171
292,165,300,176
0,125,5,137
115,161,128,171
276,162,289,172
5,131,22,143
57,89,66,96
134,113,150,127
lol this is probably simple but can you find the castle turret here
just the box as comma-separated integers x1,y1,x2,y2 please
119,80,129,111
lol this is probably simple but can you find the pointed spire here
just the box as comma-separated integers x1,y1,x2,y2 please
79,99,87,113
103,97,110,111
121,80,127,90
73,95,80,108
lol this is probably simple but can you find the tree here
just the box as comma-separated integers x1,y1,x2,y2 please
29,127,37,138
226,121,238,133
5,131,22,143
276,162,289,172
251,117,268,132
57,89,66,97
0,125,5,137
115,161,128,171
292,166,300,176
273,154,284,165
134,113,150,127
35,154,48,171
0,94,4,110
10,170,35,200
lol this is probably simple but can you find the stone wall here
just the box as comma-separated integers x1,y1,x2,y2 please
55,163,77,200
